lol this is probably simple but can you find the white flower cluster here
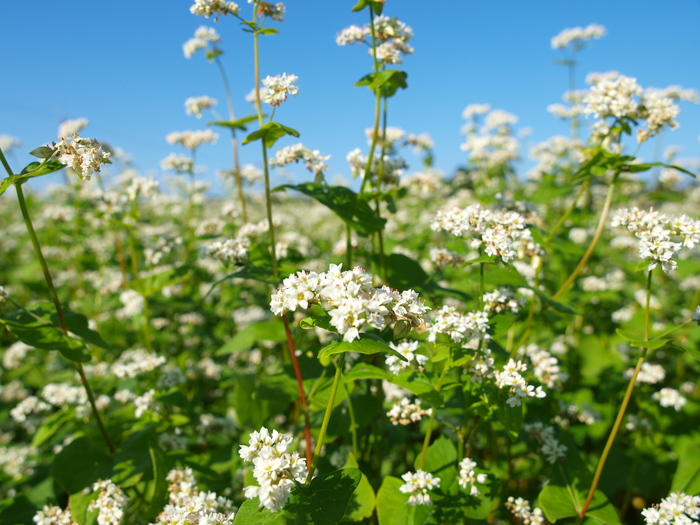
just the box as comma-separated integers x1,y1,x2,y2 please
190,0,239,18
134,389,156,418
584,73,682,143
238,427,306,512
33,504,75,525
506,497,546,525
611,207,700,273
185,96,218,118
87,480,126,525
641,492,700,524
112,348,167,379
166,130,219,150
458,457,488,496
183,26,220,59
426,305,490,345
551,23,606,49
406,132,434,152
625,362,666,385
466,347,495,384
527,135,584,181
269,143,330,173
161,153,194,174
346,147,407,184
524,422,567,464
10,396,51,424
336,16,414,65
261,73,298,107
153,467,236,525
483,287,524,314
431,204,532,263
387,397,432,426
399,470,440,506
518,344,565,389
270,264,429,343
51,135,111,181
3,341,31,369
116,289,145,320
385,340,427,375
652,387,687,412
126,175,159,201
207,237,250,264
401,171,443,197
0,445,35,480
365,126,405,149
494,359,546,407
0,134,22,154
58,118,89,138
0,285,7,304
429,247,465,269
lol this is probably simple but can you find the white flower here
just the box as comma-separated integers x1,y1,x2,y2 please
190,0,239,18
166,130,218,150
261,73,299,107
399,470,440,506
185,96,218,118
551,23,606,49
50,134,111,181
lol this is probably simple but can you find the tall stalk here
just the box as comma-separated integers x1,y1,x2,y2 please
251,7,312,466
578,268,654,520
14,181,115,454
214,54,248,222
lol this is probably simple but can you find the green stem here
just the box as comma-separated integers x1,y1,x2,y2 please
553,177,617,301
417,365,449,470
306,353,346,485
214,54,248,223
15,182,115,454
578,268,653,519
343,381,359,459
0,147,14,176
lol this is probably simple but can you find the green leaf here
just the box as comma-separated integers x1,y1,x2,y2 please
497,401,522,442
615,329,670,349
29,146,54,158
538,435,621,524
64,309,110,349
208,115,259,132
392,370,444,406
0,160,65,195
343,454,376,521
31,409,74,448
111,426,157,487
257,27,279,35
69,488,98,525
145,445,170,520
130,265,192,297
299,315,336,332
318,334,405,367
671,441,700,494
216,320,286,355
233,499,291,524
376,476,432,525
382,254,470,302
277,183,386,237
531,288,578,315
461,254,499,266
417,435,457,490
287,468,362,524
243,122,300,148
342,362,391,383
52,437,111,494
355,69,408,97
0,302,91,362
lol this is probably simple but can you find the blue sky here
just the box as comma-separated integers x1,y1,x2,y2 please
2,1,699,193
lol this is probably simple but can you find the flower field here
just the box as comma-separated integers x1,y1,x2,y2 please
1,1,700,524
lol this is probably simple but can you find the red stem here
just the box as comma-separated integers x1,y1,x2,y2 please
283,315,312,467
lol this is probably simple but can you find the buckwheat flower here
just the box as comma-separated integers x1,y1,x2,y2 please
116,289,144,320
641,492,700,524
261,73,298,107
625,362,665,385
0,445,36,480
207,237,250,264
427,305,491,345
88,479,126,525
111,348,167,378
58,117,88,138
584,73,643,120
495,359,546,407
257,2,285,21
386,340,421,375
239,427,306,512
190,0,239,18
652,387,687,411
0,285,7,305
519,344,564,388
483,287,524,314
506,497,546,525
399,470,440,506
161,153,194,174
33,504,74,525
185,95,218,118
462,103,491,119
366,126,405,149
269,143,329,173
387,397,432,425
458,457,488,496
336,24,367,45
50,134,111,181
166,130,218,150
551,23,606,49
